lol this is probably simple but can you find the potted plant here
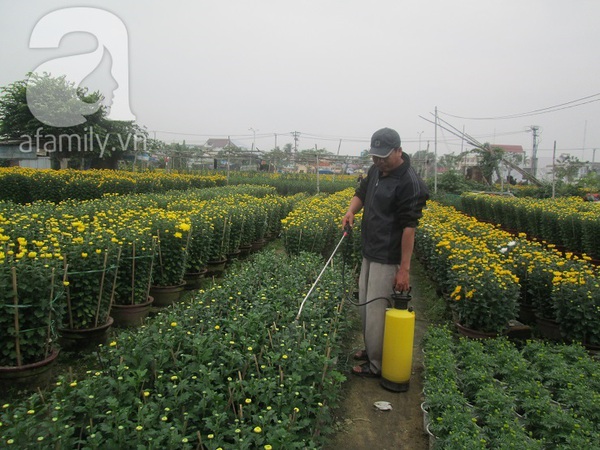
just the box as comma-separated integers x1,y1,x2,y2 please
58,231,121,349
148,213,192,306
204,204,230,278
449,257,520,335
110,231,156,327
183,211,212,290
0,235,64,387
552,262,600,348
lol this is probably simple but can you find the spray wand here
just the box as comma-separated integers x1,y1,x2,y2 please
295,226,351,322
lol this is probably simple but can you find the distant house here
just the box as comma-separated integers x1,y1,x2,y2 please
0,140,52,169
204,138,247,152
460,144,525,180
459,144,525,174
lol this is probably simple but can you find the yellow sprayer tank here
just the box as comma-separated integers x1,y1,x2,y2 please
380,293,415,392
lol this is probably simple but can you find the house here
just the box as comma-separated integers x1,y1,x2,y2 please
0,140,52,169
203,138,247,152
459,144,526,181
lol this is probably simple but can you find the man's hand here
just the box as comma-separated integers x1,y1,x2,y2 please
342,211,354,229
394,267,410,292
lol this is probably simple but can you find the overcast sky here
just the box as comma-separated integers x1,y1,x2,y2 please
1,0,599,164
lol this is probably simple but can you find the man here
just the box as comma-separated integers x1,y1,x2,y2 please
342,127,429,377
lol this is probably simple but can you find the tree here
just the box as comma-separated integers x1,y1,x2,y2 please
553,154,583,184
0,73,145,169
472,143,504,185
262,147,288,172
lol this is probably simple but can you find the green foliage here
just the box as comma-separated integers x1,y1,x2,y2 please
0,250,353,448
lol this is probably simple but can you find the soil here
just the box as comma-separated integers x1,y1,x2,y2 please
326,258,434,450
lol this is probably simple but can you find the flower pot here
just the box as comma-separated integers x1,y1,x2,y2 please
149,283,186,307
535,315,563,341
59,317,114,350
0,348,60,390
205,258,227,278
425,423,437,450
110,297,154,327
455,322,499,340
251,239,267,252
183,269,208,290
421,402,430,433
583,338,600,356
226,249,241,263
518,301,537,324
238,244,252,258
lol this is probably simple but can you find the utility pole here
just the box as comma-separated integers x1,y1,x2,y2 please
249,127,258,151
552,140,557,199
274,133,277,150
292,131,300,153
434,106,438,194
315,144,320,194
529,125,540,178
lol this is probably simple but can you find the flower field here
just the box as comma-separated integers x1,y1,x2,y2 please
2,170,600,449
0,167,226,203
459,193,600,259
423,326,600,448
0,250,352,449
416,201,600,344
0,185,297,367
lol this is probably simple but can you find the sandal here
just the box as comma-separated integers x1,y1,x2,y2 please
353,349,368,361
351,362,380,378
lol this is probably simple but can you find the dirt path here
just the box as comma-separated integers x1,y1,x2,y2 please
327,259,432,450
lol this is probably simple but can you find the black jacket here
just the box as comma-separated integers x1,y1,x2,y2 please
355,153,428,264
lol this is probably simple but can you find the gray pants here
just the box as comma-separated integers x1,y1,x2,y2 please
358,258,397,374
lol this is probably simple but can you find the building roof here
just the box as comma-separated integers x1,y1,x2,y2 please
494,144,524,154
204,138,247,150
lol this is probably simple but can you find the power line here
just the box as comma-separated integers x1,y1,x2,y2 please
438,92,600,121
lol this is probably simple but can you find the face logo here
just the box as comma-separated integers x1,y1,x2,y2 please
26,7,135,127
374,139,381,147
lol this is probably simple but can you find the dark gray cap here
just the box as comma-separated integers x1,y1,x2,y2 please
369,127,401,158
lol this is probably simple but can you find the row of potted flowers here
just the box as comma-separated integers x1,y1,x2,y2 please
280,187,362,263
416,201,600,345
0,167,226,204
0,249,353,449
422,326,600,448
0,185,298,369
459,193,600,259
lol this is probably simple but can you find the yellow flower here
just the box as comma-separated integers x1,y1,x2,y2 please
253,426,262,433
109,341,117,347
170,322,177,327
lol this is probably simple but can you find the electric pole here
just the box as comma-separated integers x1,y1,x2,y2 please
249,127,258,151
529,125,540,178
292,131,300,153
434,106,438,194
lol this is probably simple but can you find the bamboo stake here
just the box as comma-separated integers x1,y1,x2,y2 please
11,267,22,367
94,251,109,328
145,238,157,301
131,241,136,305
64,258,73,329
156,229,164,279
45,268,56,358
180,224,193,282
105,246,122,323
